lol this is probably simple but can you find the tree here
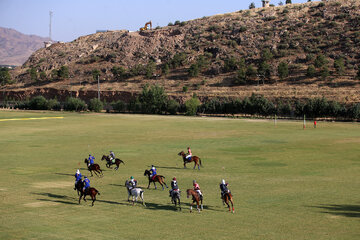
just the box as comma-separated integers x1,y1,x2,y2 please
260,48,273,62
64,97,86,111
0,67,12,85
334,58,345,75
29,96,48,110
58,66,69,79
111,66,127,81
138,84,168,114
188,64,199,78
162,63,170,76
185,97,200,116
314,54,328,68
235,59,247,84
88,98,103,112
223,57,238,72
246,65,257,80
306,65,316,77
286,0,292,4
278,62,289,80
278,1,284,6
29,68,38,82
258,61,271,80
145,60,156,79
92,69,100,81
249,2,255,9
320,65,330,80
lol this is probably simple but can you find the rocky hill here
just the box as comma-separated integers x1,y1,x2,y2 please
0,27,50,66
2,0,360,104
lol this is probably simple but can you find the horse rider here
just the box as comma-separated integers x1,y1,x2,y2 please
150,165,157,180
169,177,180,197
220,179,230,199
83,176,90,194
74,169,82,190
109,151,115,163
88,154,95,168
193,180,202,199
186,147,192,162
129,176,137,189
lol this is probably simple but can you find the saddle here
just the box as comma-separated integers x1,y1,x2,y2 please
151,175,157,181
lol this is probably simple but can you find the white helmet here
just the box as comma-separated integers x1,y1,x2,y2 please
221,179,225,185
76,169,80,174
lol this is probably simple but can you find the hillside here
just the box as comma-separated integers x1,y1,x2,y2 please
2,0,360,104
0,27,50,66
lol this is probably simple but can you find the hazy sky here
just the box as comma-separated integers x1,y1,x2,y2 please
1,0,308,42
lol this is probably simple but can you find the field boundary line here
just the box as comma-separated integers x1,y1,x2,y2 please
0,116,64,122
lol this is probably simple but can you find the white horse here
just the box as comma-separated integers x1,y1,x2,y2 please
125,180,146,206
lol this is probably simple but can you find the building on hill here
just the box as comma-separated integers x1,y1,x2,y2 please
262,0,270,7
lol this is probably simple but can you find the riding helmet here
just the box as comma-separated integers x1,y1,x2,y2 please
222,179,225,185
130,176,134,179
173,177,176,180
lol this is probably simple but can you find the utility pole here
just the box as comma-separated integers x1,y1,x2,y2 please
97,75,100,100
49,11,53,41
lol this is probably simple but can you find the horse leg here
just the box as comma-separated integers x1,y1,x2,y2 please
200,199,203,211
190,202,193,213
115,163,119,170
91,194,96,206
230,198,235,213
140,191,146,207
198,161,200,170
184,161,187,168
78,193,83,204
178,197,181,211
147,181,150,189
153,181,157,189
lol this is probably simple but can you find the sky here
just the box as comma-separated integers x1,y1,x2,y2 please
0,0,308,42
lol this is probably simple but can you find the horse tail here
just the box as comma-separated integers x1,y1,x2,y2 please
97,190,100,195
199,158,202,167
120,159,125,165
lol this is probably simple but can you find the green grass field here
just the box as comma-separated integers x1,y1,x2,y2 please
0,110,359,240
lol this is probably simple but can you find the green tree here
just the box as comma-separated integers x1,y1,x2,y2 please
88,98,103,112
258,61,271,80
185,97,200,116
111,66,127,81
29,96,48,110
320,65,330,80
196,55,210,70
162,63,170,76
111,100,126,112
92,69,100,81
166,99,180,115
138,84,168,114
223,57,238,72
314,54,328,68
306,65,316,77
29,68,38,82
260,48,273,62
145,60,156,79
64,97,86,111
39,71,47,81
246,65,257,79
278,62,289,80
170,53,187,69
188,64,199,78
0,67,12,85
249,2,255,9
235,59,247,84
58,66,69,79
334,58,345,75
286,0,292,4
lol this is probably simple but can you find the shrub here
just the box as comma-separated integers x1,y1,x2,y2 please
174,20,181,25
145,60,156,79
185,97,200,116
39,71,47,81
88,98,103,112
170,53,187,69
166,99,180,115
278,62,289,80
29,68,38,82
168,22,174,26
111,100,126,112
58,66,69,79
246,65,257,79
223,57,239,72
182,86,188,92
162,64,170,75
138,84,168,114
286,0,292,4
92,69,100,81
258,61,271,79
29,96,48,110
249,2,255,9
314,54,328,68
334,58,345,75
130,64,145,76
64,97,86,111
188,64,199,78
111,66,127,81
261,48,273,62
356,66,360,80
320,65,330,80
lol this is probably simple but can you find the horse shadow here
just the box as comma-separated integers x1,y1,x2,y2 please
155,166,183,170
307,204,360,218
31,192,78,205
97,199,128,206
144,201,181,211
55,173,74,176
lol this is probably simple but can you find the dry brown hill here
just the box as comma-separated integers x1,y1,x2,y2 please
2,0,360,104
0,27,49,66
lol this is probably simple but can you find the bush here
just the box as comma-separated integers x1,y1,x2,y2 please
111,100,126,112
306,65,316,77
29,96,48,110
64,97,86,111
138,84,168,114
261,48,273,62
185,97,200,116
182,86,188,92
334,58,345,75
223,57,239,72
162,64,170,76
278,62,289,80
29,68,38,82
58,66,69,79
357,66,360,80
145,60,156,79
249,2,255,9
320,65,330,80
170,53,187,69
314,54,328,68
111,66,127,81
47,98,61,110
92,69,100,81
188,64,199,78
166,99,180,115
88,98,103,112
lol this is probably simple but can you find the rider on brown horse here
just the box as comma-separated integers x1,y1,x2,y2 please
74,169,82,190
193,180,203,200
150,165,157,180
87,154,95,168
83,176,91,194
109,151,116,163
220,179,230,199
186,147,192,162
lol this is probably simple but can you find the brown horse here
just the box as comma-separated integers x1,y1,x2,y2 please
84,159,103,177
186,189,203,213
144,169,168,190
101,155,124,170
74,179,84,196
178,151,202,170
79,187,100,206
222,192,235,213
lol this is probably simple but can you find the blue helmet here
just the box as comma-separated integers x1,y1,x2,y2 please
84,176,87,179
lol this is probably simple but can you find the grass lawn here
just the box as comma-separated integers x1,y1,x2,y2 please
0,110,359,240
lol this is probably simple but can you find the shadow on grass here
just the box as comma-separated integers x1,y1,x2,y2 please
32,192,78,205
308,204,360,218
55,172,74,176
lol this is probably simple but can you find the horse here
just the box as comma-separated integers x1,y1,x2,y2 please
186,189,203,213
170,190,181,210
144,169,168,190
125,180,146,206
101,155,124,170
84,159,103,177
178,151,202,170
79,186,100,206
74,179,84,196
222,191,235,213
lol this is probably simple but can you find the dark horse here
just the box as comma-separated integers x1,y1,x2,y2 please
74,180,84,196
101,155,124,170
144,169,168,190
186,189,203,213
222,191,235,213
74,180,100,206
170,190,181,210
178,151,202,170
84,159,103,177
